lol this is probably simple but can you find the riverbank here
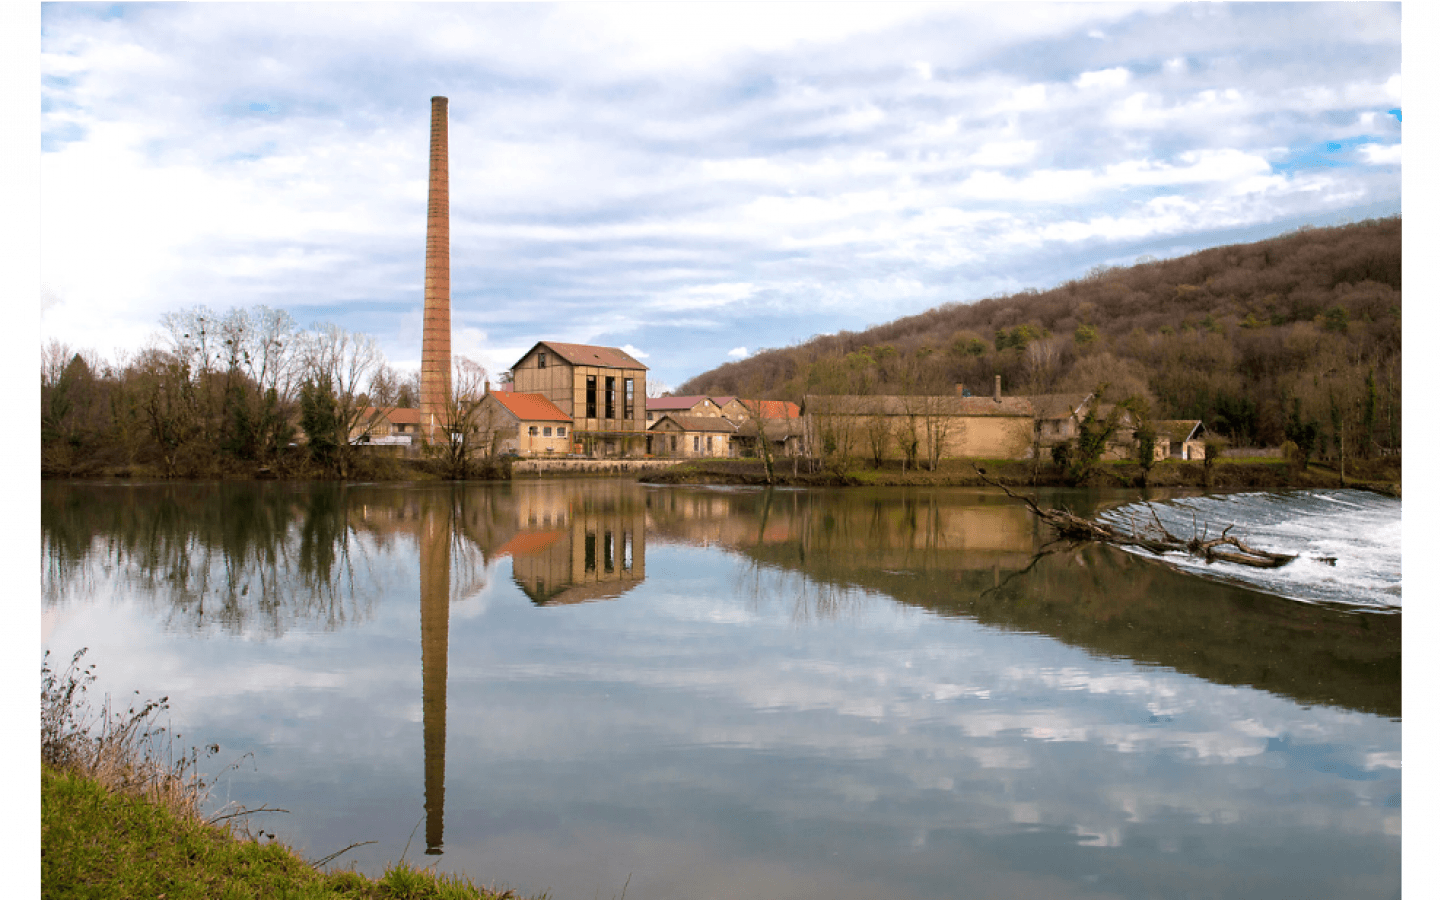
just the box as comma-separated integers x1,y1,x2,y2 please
44,453,1400,498
638,456,1402,497
40,652,538,900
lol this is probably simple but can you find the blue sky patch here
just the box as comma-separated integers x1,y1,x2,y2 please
1271,135,1392,174
1387,107,1401,123
42,121,87,153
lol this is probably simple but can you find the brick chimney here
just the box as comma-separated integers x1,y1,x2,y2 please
420,96,452,443
994,375,1001,402
955,383,965,397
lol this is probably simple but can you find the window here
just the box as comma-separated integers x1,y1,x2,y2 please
670,435,677,452
605,376,616,419
586,376,597,418
693,436,700,452
543,426,552,436
529,426,538,436
706,435,713,452
624,378,634,419
538,351,547,368
557,426,566,437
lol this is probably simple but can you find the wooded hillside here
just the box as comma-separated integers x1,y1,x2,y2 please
677,218,1400,452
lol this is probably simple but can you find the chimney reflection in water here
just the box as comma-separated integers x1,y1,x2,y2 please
420,498,451,855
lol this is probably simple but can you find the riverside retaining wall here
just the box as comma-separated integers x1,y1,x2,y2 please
512,458,690,477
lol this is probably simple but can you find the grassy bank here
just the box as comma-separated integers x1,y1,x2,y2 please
40,651,537,900
639,455,1401,496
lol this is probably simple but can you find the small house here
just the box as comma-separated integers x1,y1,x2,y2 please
647,414,740,458
473,391,574,457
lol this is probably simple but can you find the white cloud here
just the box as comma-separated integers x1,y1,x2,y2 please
36,2,1400,389
1076,67,1130,89
620,344,650,359
728,347,749,359
1359,142,1402,165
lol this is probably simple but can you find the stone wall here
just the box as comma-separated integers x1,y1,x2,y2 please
512,458,689,477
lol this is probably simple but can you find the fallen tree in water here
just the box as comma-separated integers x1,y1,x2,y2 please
973,465,1303,569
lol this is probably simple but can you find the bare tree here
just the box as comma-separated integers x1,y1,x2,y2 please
431,356,490,478
298,323,385,477
863,412,892,469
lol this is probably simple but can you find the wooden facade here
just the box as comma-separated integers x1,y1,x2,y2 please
511,342,648,457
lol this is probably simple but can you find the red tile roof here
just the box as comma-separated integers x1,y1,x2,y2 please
495,530,566,558
489,391,571,422
739,399,801,419
530,341,648,370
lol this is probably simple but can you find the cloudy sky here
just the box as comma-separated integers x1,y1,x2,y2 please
37,1,1404,391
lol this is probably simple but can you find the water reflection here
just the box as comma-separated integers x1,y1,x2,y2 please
40,480,1400,899
645,486,1398,718
498,481,646,605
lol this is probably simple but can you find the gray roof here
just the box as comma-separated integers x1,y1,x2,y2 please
802,394,1035,417
1026,393,1093,420
1153,419,1204,442
648,414,740,433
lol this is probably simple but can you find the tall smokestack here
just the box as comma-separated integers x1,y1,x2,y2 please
994,375,1001,402
420,96,452,443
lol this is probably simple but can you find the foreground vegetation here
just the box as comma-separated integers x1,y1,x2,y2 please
41,651,537,900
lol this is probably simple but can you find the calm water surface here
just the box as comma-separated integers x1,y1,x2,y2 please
41,479,1400,900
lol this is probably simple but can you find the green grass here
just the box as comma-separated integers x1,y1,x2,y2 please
41,650,538,900
42,764,527,899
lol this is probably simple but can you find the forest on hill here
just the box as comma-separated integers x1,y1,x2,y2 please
677,217,1401,452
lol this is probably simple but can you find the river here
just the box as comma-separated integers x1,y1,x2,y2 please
40,478,1401,900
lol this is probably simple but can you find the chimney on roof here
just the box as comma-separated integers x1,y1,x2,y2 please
483,380,490,395
955,383,965,397
420,96,452,444
994,375,1002,402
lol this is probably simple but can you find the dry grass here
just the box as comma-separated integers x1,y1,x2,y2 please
41,647,215,822
42,650,546,899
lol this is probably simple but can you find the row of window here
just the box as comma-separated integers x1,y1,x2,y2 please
585,375,635,420
528,425,567,437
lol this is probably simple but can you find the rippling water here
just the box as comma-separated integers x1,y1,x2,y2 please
1097,490,1401,611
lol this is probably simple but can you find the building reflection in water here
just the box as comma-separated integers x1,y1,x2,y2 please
497,482,647,606
410,481,650,854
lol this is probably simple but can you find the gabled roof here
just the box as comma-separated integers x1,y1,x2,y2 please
802,394,1035,417
488,391,571,422
648,414,740,433
736,399,801,419
359,406,423,425
1026,393,1093,420
647,395,715,411
1153,419,1205,442
522,341,648,370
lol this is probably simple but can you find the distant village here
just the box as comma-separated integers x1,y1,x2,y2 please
353,338,1207,466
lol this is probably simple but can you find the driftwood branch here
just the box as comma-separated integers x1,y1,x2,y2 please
972,465,1299,569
